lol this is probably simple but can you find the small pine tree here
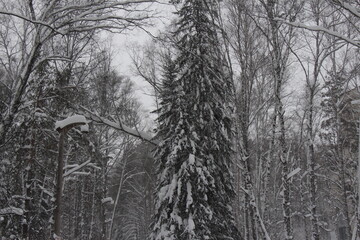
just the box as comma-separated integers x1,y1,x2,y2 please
151,0,239,239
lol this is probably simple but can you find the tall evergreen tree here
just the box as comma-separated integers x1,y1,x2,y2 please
151,0,239,239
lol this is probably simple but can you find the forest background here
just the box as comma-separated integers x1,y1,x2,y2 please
0,0,359,240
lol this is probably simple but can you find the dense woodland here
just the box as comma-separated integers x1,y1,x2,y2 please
0,0,359,239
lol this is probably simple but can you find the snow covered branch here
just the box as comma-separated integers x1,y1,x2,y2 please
55,115,88,132
330,1,360,19
63,160,91,178
0,10,64,34
0,207,24,216
274,18,360,48
80,106,157,145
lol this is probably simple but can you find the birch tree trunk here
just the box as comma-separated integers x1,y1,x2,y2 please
262,0,296,238
226,1,270,237
303,2,327,238
109,158,128,240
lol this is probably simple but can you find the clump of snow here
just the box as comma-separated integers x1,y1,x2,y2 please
188,215,195,231
157,224,175,240
101,197,114,204
188,154,195,165
35,112,48,118
53,233,62,240
192,131,199,140
287,167,301,179
55,114,87,131
80,124,89,133
157,185,168,210
170,209,183,225
186,182,193,210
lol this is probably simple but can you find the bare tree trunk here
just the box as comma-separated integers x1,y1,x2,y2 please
264,0,294,237
307,94,320,240
0,34,42,146
277,83,292,240
54,130,66,239
99,158,108,240
263,107,277,229
88,184,97,240
22,117,36,240
357,118,360,239
109,158,128,240
306,53,321,240
340,153,352,240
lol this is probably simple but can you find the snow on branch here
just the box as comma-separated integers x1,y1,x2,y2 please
274,18,360,48
71,171,91,176
332,1,360,19
55,114,88,132
80,106,157,145
0,10,64,34
101,197,114,204
49,0,154,17
0,0,155,36
286,167,301,180
64,160,91,178
0,206,24,216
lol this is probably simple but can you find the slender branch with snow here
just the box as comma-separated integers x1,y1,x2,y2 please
80,106,157,145
330,1,360,19
274,18,360,48
63,160,91,178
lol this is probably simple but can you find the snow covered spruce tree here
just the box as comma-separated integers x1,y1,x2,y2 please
151,0,239,239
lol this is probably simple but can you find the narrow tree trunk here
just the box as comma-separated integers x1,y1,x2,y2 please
307,93,320,240
22,100,40,239
263,108,277,229
278,95,292,240
22,127,36,240
357,118,360,239
54,130,66,239
340,156,352,240
265,0,293,237
88,184,96,240
100,160,108,240
109,159,127,240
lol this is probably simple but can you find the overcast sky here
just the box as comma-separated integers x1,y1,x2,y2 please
109,2,176,117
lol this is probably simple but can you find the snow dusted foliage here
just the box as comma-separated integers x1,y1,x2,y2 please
151,0,239,239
